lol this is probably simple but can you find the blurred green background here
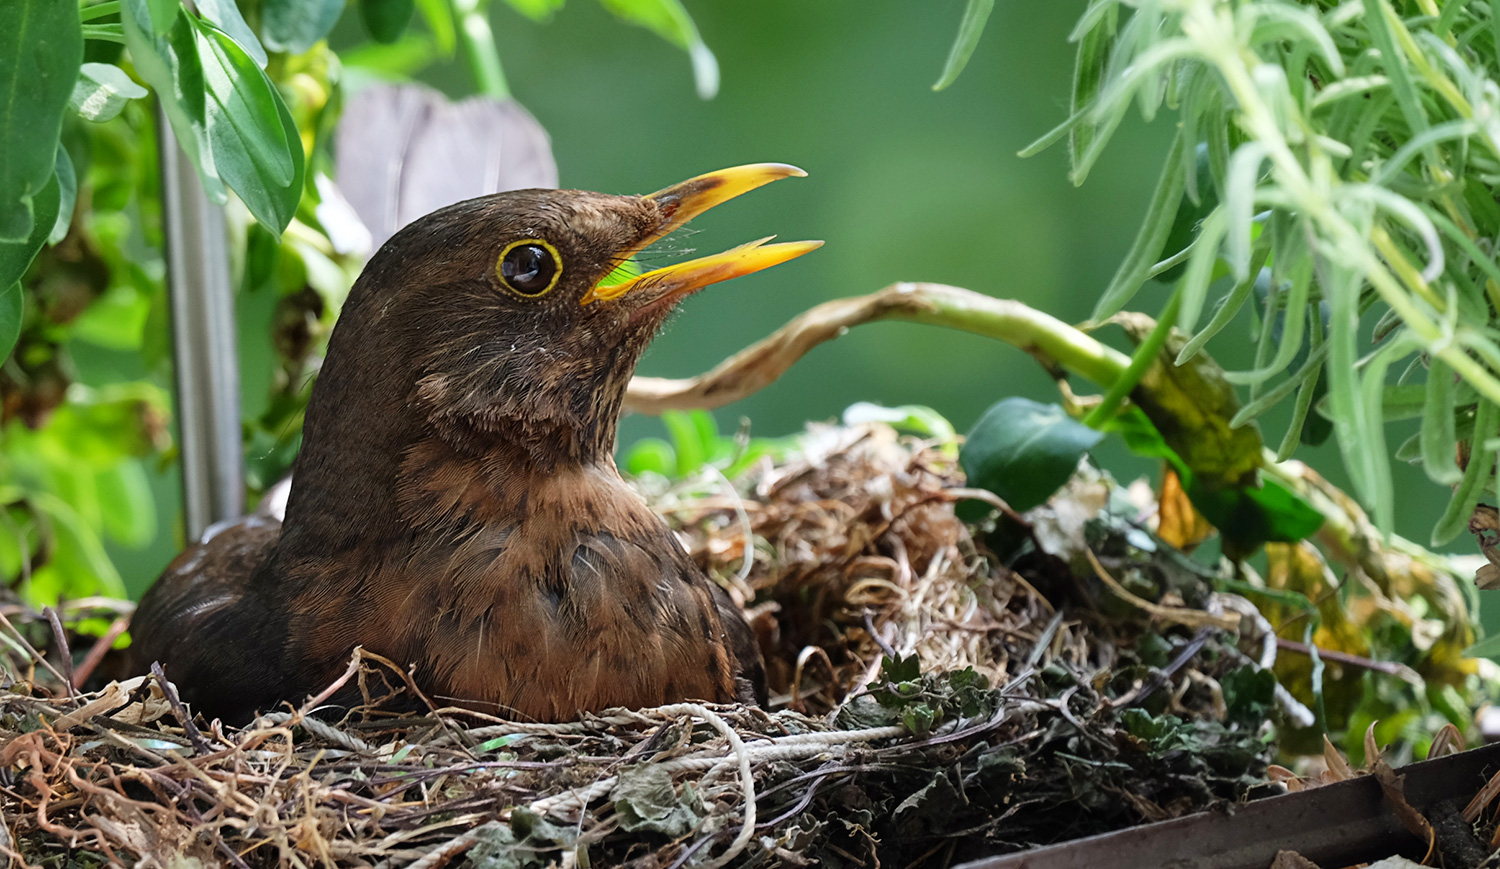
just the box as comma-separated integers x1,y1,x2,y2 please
89,0,1461,622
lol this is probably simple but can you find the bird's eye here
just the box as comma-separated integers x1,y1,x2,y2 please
496,239,562,297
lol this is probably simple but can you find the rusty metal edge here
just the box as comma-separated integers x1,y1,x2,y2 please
955,741,1500,869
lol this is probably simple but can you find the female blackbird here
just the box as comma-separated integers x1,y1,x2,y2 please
130,165,820,723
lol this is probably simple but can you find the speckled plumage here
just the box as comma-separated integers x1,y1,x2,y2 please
130,184,770,723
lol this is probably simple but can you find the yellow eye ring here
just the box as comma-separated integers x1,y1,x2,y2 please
496,239,563,298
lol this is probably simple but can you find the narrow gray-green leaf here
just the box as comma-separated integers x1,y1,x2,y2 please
933,0,994,91
1176,206,1226,333
1434,397,1499,545
0,0,82,242
69,62,149,122
1224,141,1266,282
1069,3,1118,183
1091,132,1188,321
1276,320,1324,461
1421,357,1462,484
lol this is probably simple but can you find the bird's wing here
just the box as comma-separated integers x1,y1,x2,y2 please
129,513,289,721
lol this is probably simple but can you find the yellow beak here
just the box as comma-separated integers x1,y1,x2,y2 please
581,163,822,305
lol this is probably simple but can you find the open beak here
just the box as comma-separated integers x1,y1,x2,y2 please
581,163,822,305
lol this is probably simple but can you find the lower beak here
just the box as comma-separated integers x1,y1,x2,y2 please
581,163,822,305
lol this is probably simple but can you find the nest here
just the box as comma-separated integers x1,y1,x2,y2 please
0,423,1277,868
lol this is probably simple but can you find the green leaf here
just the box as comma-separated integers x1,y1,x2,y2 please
1420,358,1461,485
1462,632,1500,661
0,283,21,360
262,0,344,55
612,765,704,837
960,398,1103,512
660,410,706,475
195,0,268,67
361,0,416,43
932,0,993,91
96,461,156,548
195,20,305,233
1187,475,1324,550
621,437,675,476
122,0,226,201
502,0,565,22
0,0,82,242
0,168,59,289
598,0,718,99
1068,2,1118,182
49,146,75,245
1091,132,1188,320
145,0,177,35
1433,397,1498,545
69,62,148,123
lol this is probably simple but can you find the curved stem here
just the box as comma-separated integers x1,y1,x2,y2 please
622,283,1130,416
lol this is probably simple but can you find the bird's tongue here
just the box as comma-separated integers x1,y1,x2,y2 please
581,163,822,306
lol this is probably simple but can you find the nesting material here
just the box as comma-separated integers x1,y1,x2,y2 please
0,423,1276,867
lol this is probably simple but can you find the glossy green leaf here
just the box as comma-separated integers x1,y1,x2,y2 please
0,168,59,289
0,282,21,360
145,0,177,35
195,0,267,67
49,146,76,245
195,20,305,233
1187,476,1324,551
361,0,417,43
0,0,82,242
933,0,994,91
599,0,718,99
122,0,226,201
69,62,148,123
262,0,344,55
961,398,1103,513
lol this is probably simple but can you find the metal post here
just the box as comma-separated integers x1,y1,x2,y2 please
157,107,243,541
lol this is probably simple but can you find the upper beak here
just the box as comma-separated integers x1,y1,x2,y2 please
581,163,822,305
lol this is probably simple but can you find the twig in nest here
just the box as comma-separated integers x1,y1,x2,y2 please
150,662,211,755
0,608,70,689
1274,637,1421,683
42,607,74,697
1084,550,1238,631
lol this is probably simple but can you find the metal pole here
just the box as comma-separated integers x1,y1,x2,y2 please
157,107,243,541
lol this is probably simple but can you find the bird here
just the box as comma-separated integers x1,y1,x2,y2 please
129,164,821,724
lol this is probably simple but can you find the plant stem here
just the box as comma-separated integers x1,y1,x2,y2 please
1083,285,1182,429
623,283,1130,415
450,0,510,100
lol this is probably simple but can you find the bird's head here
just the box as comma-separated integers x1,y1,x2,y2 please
311,164,819,472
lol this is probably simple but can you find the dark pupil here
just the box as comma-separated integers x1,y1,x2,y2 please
502,244,556,294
